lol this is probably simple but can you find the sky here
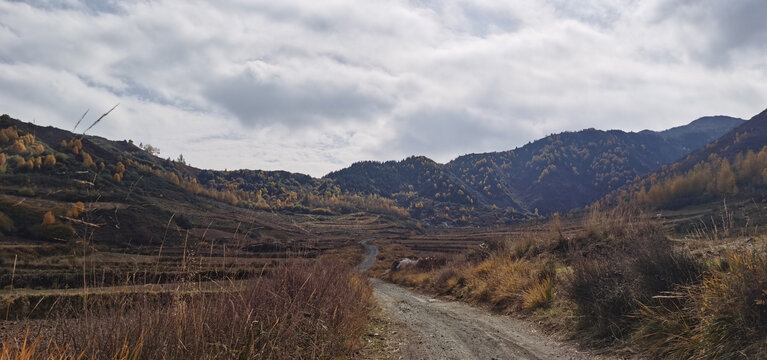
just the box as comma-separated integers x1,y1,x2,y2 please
0,0,766,177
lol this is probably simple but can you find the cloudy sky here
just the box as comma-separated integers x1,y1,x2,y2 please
1,0,766,176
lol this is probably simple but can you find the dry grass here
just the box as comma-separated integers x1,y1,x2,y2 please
0,260,374,359
634,248,767,359
389,247,555,314
384,204,767,357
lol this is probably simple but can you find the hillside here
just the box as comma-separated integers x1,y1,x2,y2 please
0,112,746,232
617,109,767,209
0,114,409,247
327,116,744,217
649,115,745,151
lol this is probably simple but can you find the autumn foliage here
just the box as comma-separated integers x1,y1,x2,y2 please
635,147,767,208
42,211,56,225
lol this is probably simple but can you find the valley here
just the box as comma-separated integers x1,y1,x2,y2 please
1,109,766,359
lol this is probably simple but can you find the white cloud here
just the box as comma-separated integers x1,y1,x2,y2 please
0,0,765,177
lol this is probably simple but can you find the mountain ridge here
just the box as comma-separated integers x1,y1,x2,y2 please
327,115,745,217
0,113,747,225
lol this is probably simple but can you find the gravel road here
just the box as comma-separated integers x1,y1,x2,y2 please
360,239,600,360
358,238,379,272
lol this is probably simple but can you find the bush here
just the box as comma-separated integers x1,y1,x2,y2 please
173,213,192,229
567,254,635,341
566,229,704,343
28,223,76,241
0,211,13,233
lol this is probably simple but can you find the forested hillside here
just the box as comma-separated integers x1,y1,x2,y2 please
0,112,746,231
0,114,409,246
615,109,767,209
328,116,744,217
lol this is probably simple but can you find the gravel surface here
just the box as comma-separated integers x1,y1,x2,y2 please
360,239,605,360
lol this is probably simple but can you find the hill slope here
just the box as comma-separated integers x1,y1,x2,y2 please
327,116,744,216
614,109,767,209
0,114,409,248
0,112,746,229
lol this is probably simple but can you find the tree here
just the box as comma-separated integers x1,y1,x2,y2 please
43,154,56,166
66,202,85,218
176,154,186,164
9,140,26,154
716,159,738,196
0,127,19,145
140,143,160,156
42,211,56,225
81,151,96,167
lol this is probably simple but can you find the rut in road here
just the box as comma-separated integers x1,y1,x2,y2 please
360,239,602,360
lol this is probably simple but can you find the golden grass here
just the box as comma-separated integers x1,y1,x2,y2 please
389,251,555,313
521,277,553,310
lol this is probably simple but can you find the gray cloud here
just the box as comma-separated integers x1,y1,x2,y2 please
647,0,767,65
205,69,391,127
0,0,765,177
387,107,534,161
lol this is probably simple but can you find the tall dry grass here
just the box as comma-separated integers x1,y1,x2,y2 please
389,236,556,314
566,205,705,343
634,248,767,359
0,261,374,359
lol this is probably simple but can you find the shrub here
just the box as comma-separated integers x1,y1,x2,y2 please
459,256,554,312
0,211,13,233
29,223,76,241
18,186,35,197
566,227,703,343
567,254,635,341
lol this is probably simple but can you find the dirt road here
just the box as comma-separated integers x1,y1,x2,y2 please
360,240,597,360
358,238,379,272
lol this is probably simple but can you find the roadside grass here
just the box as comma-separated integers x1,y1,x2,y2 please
634,249,767,359
385,204,767,357
389,244,555,314
0,260,374,359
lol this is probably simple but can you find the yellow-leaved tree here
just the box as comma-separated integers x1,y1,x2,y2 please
42,211,56,225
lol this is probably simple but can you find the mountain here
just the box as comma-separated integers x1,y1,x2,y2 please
618,109,767,209
0,112,746,231
0,114,408,248
327,116,744,217
649,115,745,151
